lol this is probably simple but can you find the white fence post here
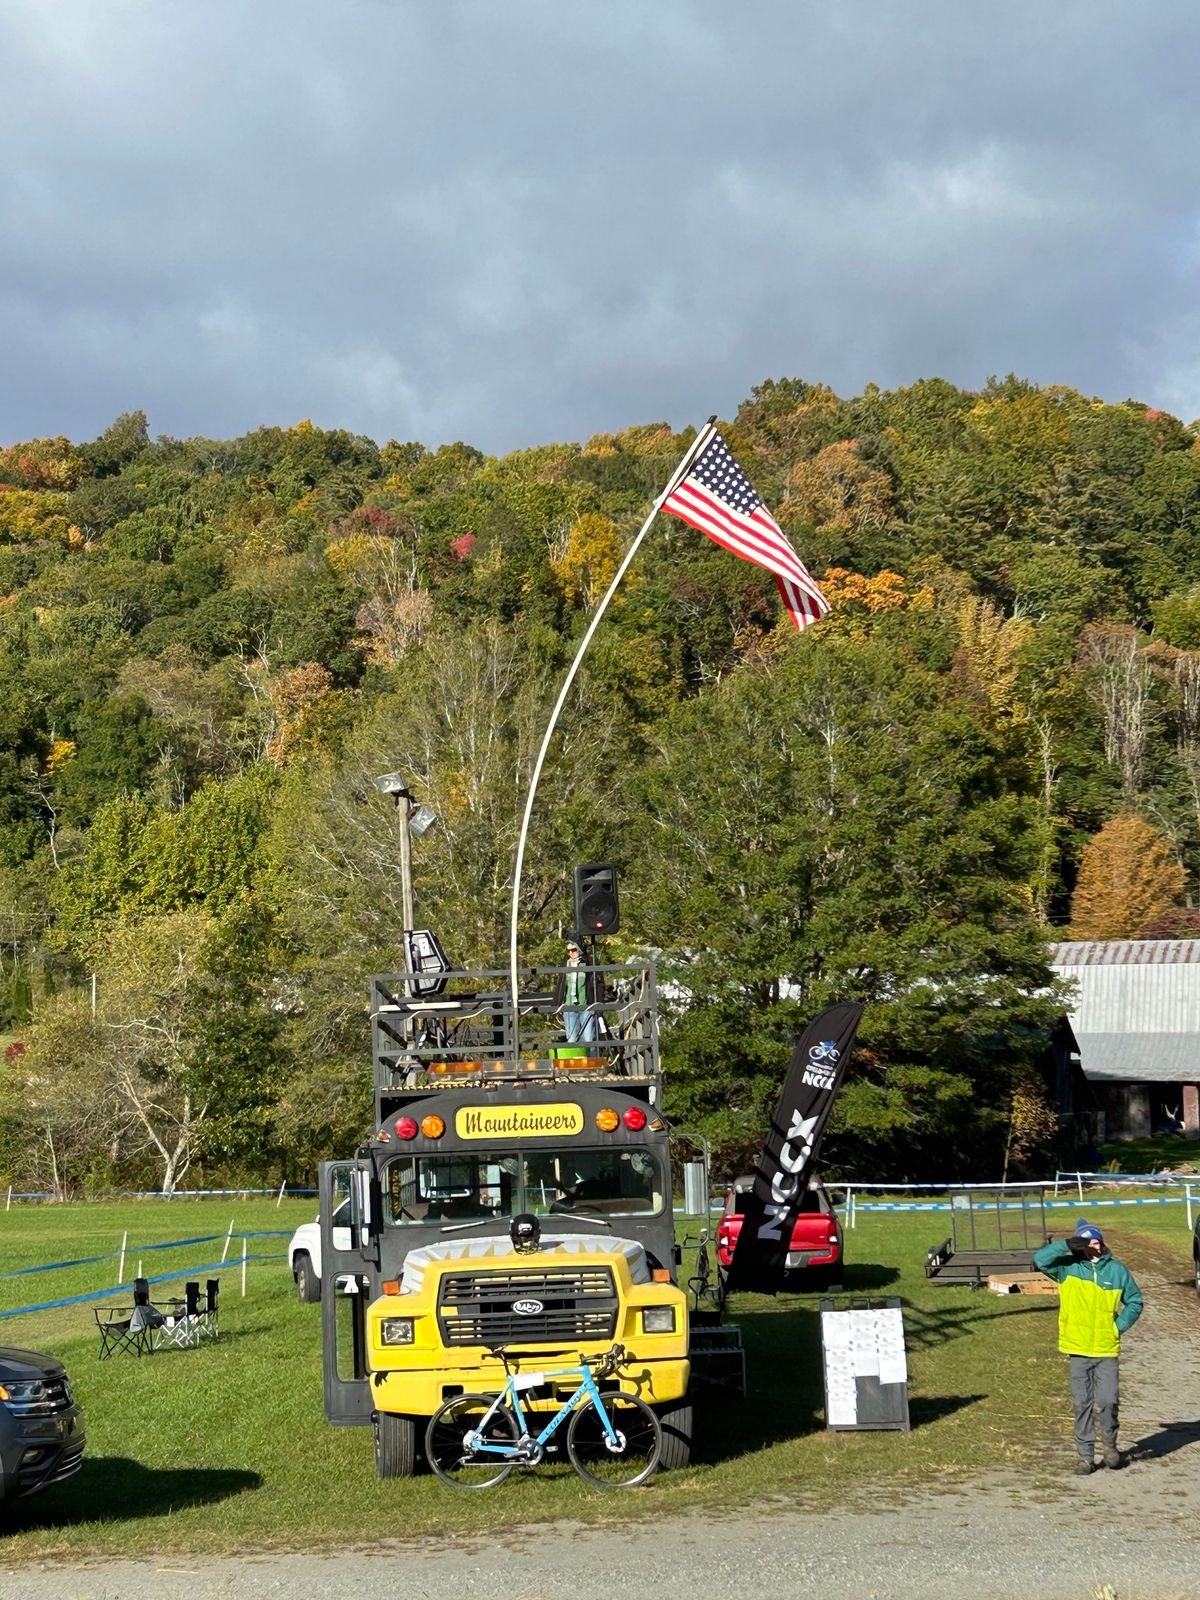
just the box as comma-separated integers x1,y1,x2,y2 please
1186,1184,1193,1234
242,1238,248,1298
1077,1171,1084,1204
117,1230,127,1286
221,1219,235,1263
276,1178,287,1207
4,1185,10,1212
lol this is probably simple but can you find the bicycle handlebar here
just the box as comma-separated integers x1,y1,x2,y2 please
485,1341,629,1378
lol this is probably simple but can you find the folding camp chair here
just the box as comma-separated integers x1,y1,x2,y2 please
95,1280,163,1357
199,1278,220,1341
95,1304,154,1359
155,1281,204,1349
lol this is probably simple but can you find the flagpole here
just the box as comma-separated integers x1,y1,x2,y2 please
508,417,719,1026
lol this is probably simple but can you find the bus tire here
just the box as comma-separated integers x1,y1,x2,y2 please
655,1394,693,1470
373,1411,417,1478
294,1252,320,1304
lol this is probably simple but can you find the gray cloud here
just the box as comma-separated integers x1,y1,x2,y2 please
1,1,1198,452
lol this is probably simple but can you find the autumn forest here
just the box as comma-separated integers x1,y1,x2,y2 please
2,377,1198,1191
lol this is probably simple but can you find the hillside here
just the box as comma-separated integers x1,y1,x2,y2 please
2,376,1198,1188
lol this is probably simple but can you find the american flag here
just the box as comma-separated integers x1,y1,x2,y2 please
661,429,830,631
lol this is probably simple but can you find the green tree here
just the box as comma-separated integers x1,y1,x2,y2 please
631,621,1065,1176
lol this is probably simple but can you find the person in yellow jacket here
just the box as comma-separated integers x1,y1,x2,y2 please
1033,1219,1143,1475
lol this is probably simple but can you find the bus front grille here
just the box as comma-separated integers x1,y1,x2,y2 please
437,1265,618,1347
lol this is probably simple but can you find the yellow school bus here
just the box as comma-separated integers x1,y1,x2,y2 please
319,961,692,1476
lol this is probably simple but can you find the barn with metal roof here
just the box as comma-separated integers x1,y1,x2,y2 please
1050,939,1200,1140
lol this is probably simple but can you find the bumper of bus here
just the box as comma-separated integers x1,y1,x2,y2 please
370,1351,691,1417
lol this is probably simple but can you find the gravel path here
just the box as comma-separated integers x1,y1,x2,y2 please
7,1240,1199,1600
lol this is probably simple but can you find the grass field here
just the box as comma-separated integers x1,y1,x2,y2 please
1098,1135,1200,1174
0,1192,1194,1560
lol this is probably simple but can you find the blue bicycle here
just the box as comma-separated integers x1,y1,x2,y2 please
424,1342,662,1489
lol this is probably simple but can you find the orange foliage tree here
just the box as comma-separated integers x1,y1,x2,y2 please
1068,813,1186,940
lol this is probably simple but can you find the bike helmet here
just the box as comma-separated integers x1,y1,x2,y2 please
510,1213,541,1254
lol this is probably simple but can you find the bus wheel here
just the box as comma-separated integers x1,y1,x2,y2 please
373,1411,417,1478
655,1394,693,1470
294,1252,320,1304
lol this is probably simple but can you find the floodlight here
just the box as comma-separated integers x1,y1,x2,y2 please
373,771,411,797
407,803,437,837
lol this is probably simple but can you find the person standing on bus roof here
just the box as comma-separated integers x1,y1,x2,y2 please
553,936,602,1043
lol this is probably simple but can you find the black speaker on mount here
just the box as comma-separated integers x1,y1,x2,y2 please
573,863,620,936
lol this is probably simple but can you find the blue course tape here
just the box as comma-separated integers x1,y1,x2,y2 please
0,1253,288,1320
134,1233,224,1252
0,1229,293,1285
0,1251,118,1280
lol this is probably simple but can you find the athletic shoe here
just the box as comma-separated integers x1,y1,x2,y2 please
1101,1447,1123,1470
1074,1458,1095,1475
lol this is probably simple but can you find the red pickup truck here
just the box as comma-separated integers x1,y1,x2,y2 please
716,1175,843,1291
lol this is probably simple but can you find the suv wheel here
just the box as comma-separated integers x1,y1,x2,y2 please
294,1251,320,1304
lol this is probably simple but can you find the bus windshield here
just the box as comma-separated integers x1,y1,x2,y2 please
524,1148,661,1218
385,1151,519,1225
384,1147,663,1225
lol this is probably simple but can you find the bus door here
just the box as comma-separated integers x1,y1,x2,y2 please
319,1159,378,1426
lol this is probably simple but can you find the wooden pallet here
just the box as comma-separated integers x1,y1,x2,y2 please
987,1272,1058,1296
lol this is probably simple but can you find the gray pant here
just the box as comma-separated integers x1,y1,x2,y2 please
1069,1355,1119,1460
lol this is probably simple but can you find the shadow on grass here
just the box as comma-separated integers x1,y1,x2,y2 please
833,1262,902,1293
692,1290,1053,1463
0,1456,261,1531
908,1393,986,1428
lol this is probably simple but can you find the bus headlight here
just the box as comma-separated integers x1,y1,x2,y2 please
641,1306,677,1334
380,1317,415,1346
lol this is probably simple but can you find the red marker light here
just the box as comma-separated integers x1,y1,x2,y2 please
622,1106,647,1132
395,1117,419,1140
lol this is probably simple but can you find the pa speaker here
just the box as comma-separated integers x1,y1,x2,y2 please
573,863,620,936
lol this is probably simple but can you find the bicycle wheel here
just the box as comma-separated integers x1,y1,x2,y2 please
567,1392,661,1487
425,1394,519,1489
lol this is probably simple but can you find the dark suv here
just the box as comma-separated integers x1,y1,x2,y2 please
0,1345,85,1500
1193,1213,1200,1299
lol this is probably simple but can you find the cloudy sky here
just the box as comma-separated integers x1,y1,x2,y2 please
2,1,1198,453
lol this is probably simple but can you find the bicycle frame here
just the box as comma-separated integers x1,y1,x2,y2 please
467,1362,621,1459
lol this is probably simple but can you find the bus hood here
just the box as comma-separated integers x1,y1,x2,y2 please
397,1233,651,1294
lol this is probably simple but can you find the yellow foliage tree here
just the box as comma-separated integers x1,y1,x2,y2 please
953,594,1034,720
551,513,623,610
1069,813,1186,940
784,440,893,537
0,488,73,545
267,663,341,764
819,568,932,637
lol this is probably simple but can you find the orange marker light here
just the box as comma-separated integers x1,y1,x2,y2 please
421,1113,445,1139
596,1107,619,1132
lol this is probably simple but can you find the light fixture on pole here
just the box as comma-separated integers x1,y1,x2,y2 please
372,771,437,937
